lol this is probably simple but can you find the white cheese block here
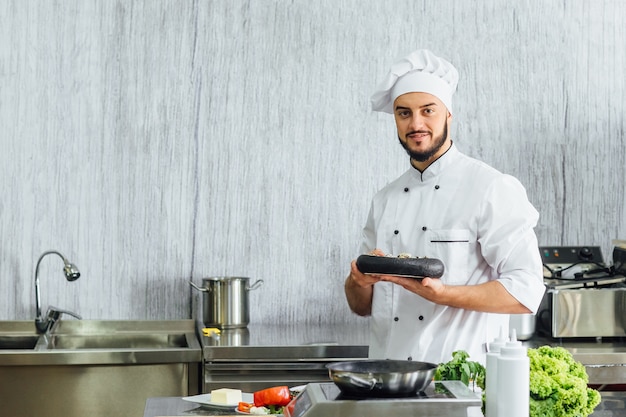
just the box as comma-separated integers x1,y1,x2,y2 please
210,388,243,405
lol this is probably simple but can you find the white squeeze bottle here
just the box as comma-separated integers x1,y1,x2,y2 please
485,327,508,417
496,328,529,417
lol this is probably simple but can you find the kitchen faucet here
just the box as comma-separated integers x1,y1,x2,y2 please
34,250,82,334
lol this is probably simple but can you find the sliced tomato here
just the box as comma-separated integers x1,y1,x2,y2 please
238,402,253,413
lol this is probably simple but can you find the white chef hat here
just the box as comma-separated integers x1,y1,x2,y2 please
370,49,459,114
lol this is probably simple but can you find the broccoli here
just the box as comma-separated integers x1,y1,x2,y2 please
528,345,601,417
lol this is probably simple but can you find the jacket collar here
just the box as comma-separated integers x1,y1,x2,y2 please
409,141,459,182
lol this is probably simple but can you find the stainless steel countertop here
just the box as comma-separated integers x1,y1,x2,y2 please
143,391,626,417
199,321,370,346
198,321,370,361
198,320,626,363
196,320,626,383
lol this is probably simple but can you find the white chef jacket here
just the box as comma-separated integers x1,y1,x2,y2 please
360,143,545,365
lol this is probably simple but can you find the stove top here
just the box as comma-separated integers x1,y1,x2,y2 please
284,381,481,417
318,380,466,401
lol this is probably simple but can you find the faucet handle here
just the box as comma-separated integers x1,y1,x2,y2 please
36,306,82,334
47,305,82,321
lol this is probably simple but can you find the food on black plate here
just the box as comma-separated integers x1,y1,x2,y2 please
356,254,445,278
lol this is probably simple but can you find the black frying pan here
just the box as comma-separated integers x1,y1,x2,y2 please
356,255,445,279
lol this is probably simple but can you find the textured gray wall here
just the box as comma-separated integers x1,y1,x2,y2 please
1,1,624,324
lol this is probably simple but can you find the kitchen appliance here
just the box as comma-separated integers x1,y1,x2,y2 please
537,275,626,338
512,246,610,340
283,381,481,417
540,246,608,279
190,277,263,329
537,245,626,338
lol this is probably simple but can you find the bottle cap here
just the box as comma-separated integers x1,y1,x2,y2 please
501,328,527,357
487,326,508,353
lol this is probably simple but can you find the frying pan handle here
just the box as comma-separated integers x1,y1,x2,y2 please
335,372,378,390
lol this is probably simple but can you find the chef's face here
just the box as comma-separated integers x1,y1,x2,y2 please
394,92,452,170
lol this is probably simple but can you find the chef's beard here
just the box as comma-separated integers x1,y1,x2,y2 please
398,120,448,162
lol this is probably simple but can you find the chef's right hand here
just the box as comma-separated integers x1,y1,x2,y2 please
349,261,381,288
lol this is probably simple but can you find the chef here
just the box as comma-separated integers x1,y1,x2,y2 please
344,49,545,364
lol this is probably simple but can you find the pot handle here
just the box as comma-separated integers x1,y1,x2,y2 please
334,372,378,390
247,279,264,291
189,281,210,292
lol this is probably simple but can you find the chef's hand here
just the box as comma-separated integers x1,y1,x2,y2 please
349,259,381,288
379,275,447,302
346,249,387,316
348,248,387,288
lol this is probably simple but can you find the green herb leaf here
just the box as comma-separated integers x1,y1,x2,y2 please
434,350,485,391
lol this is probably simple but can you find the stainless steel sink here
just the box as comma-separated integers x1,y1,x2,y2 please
0,335,39,349
0,321,40,350
0,319,201,362
48,332,189,349
0,320,201,417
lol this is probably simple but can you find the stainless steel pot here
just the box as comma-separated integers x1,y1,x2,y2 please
326,360,438,397
509,313,536,340
190,277,263,329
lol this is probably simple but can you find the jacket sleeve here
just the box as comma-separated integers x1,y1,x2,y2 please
477,174,546,313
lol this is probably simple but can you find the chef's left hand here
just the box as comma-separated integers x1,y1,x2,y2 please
379,275,446,302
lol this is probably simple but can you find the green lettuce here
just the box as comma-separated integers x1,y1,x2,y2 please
528,346,601,417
